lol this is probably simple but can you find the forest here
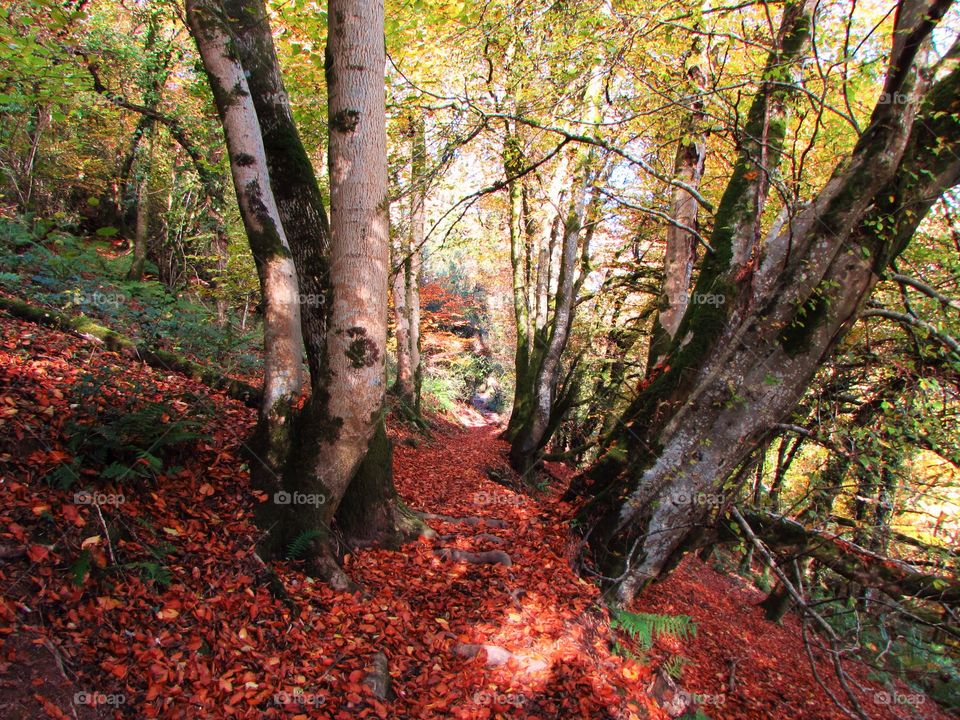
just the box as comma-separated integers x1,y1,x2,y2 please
0,0,958,717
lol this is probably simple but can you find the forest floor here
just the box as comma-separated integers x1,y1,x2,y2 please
0,307,952,720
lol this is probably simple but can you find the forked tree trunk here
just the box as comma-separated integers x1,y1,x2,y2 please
576,0,958,606
509,152,595,473
219,0,424,581
270,0,422,588
508,73,603,474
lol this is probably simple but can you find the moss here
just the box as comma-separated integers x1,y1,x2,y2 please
778,288,830,356
345,326,379,368
331,109,361,133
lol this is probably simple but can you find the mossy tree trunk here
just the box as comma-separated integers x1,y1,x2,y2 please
407,112,425,417
185,0,305,484
504,122,535,442
575,0,959,606
190,0,425,588
507,72,604,472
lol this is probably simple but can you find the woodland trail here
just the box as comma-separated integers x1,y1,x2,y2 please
0,310,950,719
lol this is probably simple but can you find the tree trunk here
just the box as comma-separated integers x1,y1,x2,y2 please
265,0,407,587
407,112,425,416
391,238,413,403
509,152,594,473
508,71,604,472
504,125,534,442
127,171,150,281
218,0,424,583
185,0,304,446
647,52,707,369
391,111,425,418
576,0,959,606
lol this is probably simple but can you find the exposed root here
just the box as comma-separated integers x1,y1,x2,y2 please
434,548,512,566
454,643,548,672
363,652,393,701
415,511,507,528
437,533,507,545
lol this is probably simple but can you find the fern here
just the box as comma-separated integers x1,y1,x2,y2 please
663,654,690,680
286,529,323,560
71,549,92,586
610,610,697,650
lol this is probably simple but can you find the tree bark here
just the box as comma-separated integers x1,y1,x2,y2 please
185,0,304,449
390,111,425,418
407,112,425,416
504,124,534,442
647,52,707,368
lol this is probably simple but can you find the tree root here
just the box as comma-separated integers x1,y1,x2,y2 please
363,652,393,701
435,548,512,566
437,533,506,545
415,511,507,528
455,643,547,672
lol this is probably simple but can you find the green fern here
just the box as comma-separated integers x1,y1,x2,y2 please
70,549,92,586
610,610,697,650
133,561,172,588
663,654,690,680
286,529,323,560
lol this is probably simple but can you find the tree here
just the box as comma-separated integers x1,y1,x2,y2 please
574,0,960,606
391,110,425,420
187,0,424,589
